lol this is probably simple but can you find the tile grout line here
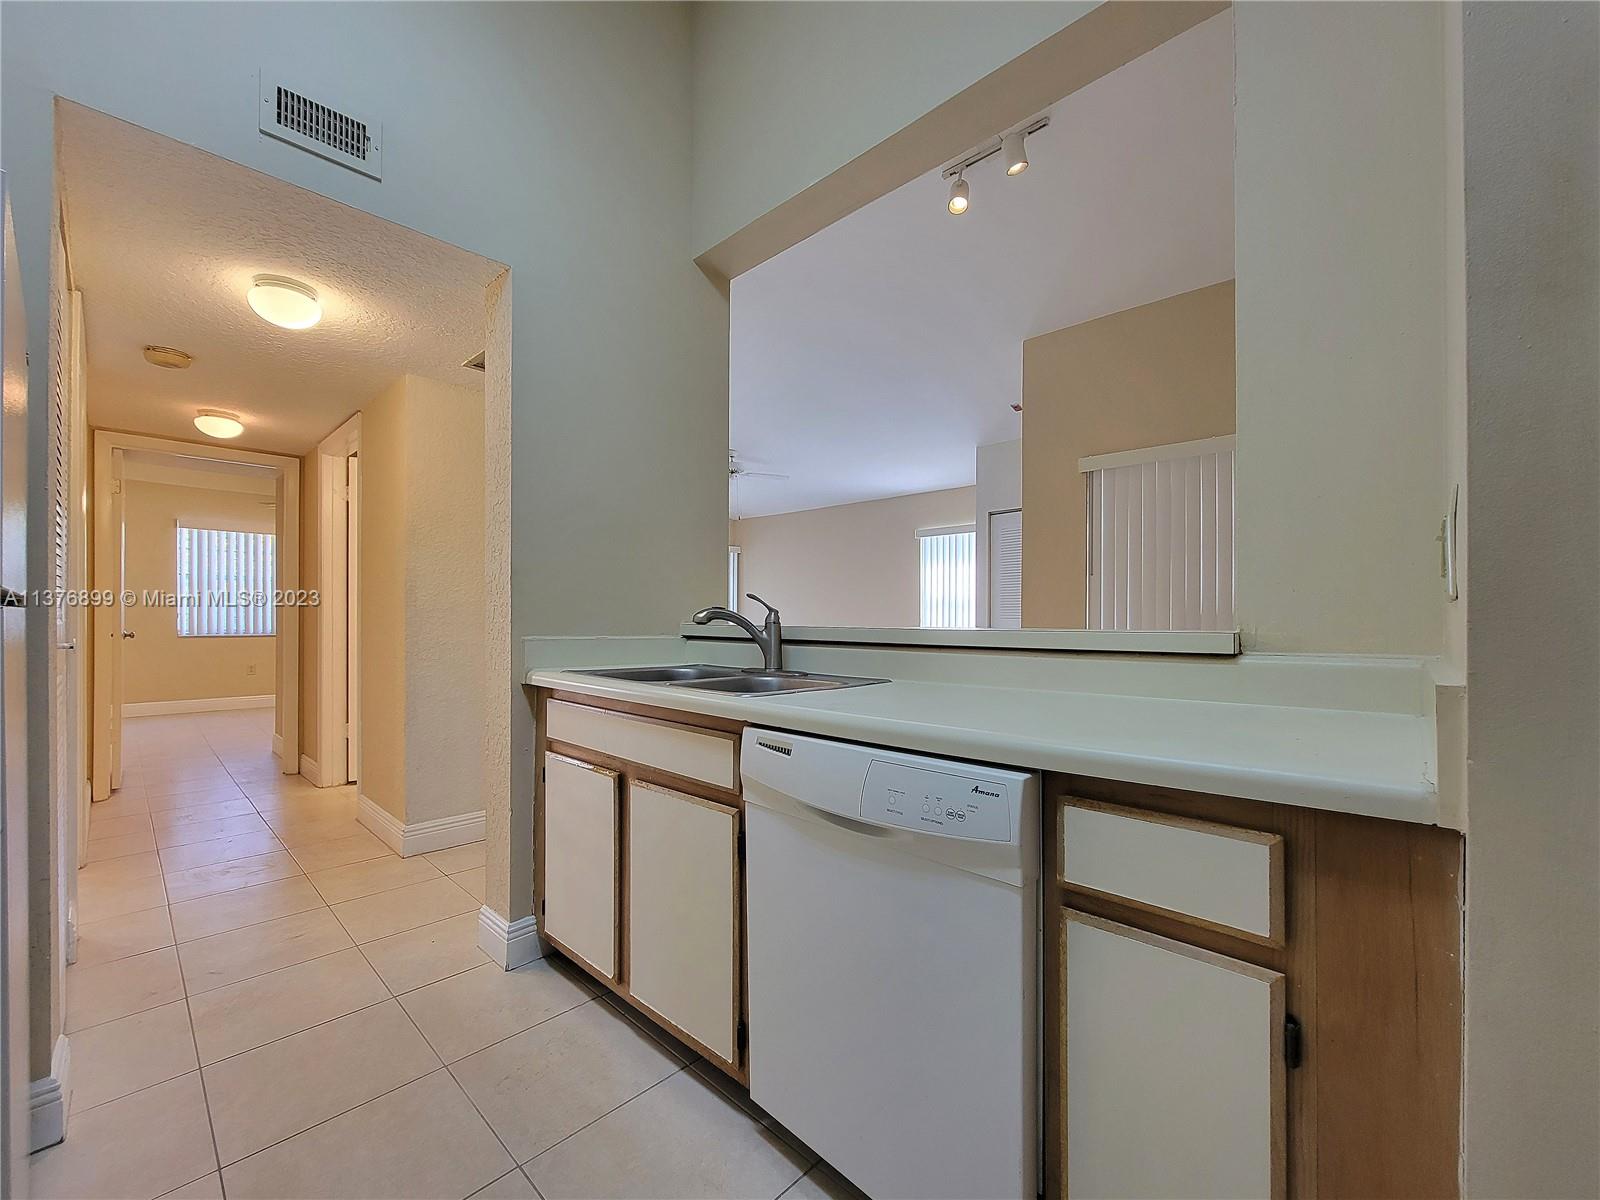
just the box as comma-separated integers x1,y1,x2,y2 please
520,1061,692,1177
381,959,529,1183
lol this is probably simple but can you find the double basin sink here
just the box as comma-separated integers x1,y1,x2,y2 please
577,664,888,695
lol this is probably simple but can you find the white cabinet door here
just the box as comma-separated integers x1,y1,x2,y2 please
542,753,620,980
1064,911,1285,1200
627,781,739,1066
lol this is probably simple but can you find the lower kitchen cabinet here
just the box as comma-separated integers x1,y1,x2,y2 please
626,780,741,1068
535,691,749,1080
541,752,620,980
1063,911,1284,1200
1045,776,1464,1200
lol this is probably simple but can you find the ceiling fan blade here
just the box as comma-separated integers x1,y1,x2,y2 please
737,469,789,481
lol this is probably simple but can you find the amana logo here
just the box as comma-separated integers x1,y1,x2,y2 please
970,784,1001,798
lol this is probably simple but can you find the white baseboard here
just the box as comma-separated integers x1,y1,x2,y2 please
478,906,542,970
29,1034,70,1152
122,694,274,718
299,755,325,787
358,795,486,858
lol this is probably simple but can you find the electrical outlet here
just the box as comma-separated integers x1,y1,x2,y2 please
246,664,257,676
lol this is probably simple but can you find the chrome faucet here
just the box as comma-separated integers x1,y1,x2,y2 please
692,594,784,672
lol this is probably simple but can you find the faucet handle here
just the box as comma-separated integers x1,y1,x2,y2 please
745,593,779,619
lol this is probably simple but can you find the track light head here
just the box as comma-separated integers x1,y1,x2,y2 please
947,174,970,216
1003,130,1029,176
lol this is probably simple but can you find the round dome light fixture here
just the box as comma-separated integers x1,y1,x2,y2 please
247,275,322,330
194,409,245,440
947,174,970,216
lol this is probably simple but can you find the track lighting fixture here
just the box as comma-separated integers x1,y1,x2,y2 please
1002,130,1028,176
941,113,1050,215
947,174,970,216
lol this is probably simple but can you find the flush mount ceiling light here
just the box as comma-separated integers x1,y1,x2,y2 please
1002,130,1029,176
143,345,193,370
947,174,970,216
194,409,245,440
941,113,1050,215
247,274,322,330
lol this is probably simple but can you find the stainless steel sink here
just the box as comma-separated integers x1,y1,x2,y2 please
576,664,745,683
574,665,887,694
676,671,888,694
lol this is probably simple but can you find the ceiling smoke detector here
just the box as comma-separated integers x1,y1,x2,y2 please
143,345,193,370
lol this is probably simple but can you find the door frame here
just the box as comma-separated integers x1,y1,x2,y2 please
90,430,301,799
314,413,359,787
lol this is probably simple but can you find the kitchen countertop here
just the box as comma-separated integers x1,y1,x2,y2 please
526,661,1442,826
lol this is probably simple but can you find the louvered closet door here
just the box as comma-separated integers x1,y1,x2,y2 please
47,224,80,878
987,510,1022,629
1087,445,1234,632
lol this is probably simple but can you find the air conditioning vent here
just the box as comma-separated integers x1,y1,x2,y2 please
462,351,486,372
259,73,382,180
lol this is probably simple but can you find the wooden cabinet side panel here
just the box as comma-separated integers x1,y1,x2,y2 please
1311,812,1462,1200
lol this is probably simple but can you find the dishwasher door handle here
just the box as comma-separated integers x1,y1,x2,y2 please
802,805,897,839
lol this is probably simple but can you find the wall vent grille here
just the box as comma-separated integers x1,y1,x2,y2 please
259,73,382,180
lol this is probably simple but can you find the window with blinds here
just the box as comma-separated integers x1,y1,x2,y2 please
987,510,1023,630
176,527,277,637
1084,437,1235,632
918,525,976,629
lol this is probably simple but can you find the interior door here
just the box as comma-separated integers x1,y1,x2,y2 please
1,176,33,1198
345,453,359,783
987,509,1022,630
91,440,125,800
1063,911,1286,1199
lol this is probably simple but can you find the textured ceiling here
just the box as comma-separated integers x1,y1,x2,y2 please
58,103,505,454
729,12,1235,517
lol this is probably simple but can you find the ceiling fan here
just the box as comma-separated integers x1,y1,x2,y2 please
728,450,787,482
728,451,788,519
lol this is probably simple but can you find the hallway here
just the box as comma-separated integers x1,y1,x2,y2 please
35,713,843,1200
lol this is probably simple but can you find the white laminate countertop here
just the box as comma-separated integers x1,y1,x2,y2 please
525,663,1442,826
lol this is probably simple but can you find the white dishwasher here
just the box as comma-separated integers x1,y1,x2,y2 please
742,728,1038,1200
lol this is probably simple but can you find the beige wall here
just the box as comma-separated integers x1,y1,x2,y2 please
732,487,975,628
402,376,486,826
358,375,485,828
1460,5,1599,1195
1021,282,1236,629
358,379,409,823
1233,2,1448,655
689,1,1092,256
122,480,277,705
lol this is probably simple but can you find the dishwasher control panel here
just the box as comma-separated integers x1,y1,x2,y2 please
861,760,1016,843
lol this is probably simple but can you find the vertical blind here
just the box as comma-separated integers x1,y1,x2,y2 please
176,526,277,637
987,510,1023,630
1085,442,1235,632
918,526,976,629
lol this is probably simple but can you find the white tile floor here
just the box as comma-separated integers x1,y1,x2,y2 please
34,710,857,1200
